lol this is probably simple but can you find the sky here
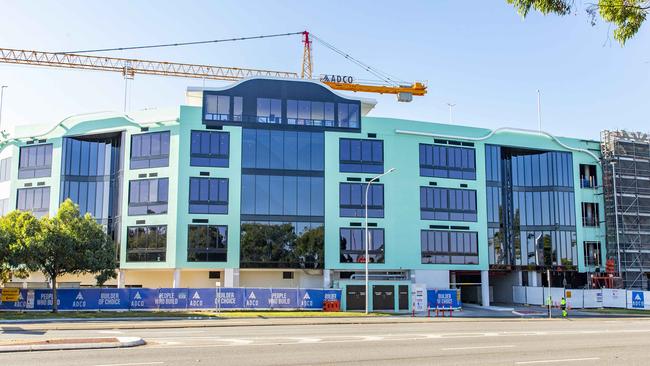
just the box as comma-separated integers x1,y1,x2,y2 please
0,0,649,140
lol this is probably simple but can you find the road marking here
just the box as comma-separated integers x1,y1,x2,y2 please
515,357,600,364
93,362,164,366
97,330,123,334
442,345,515,351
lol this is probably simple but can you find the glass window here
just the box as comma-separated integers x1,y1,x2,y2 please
188,177,228,214
187,225,228,262
256,98,282,124
126,225,167,262
190,130,229,167
339,228,385,263
128,178,169,215
18,144,53,179
204,95,231,121
0,157,11,182
339,138,384,174
242,129,323,171
420,144,476,180
16,187,50,217
339,183,384,218
421,230,479,264
130,131,170,169
420,187,477,222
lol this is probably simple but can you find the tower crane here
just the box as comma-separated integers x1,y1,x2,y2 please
0,31,426,102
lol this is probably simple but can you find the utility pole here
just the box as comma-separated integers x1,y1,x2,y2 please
537,89,542,132
0,85,7,130
446,103,456,124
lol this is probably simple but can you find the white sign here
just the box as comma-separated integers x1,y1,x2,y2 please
411,284,427,312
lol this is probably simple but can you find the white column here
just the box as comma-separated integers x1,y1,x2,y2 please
450,271,457,289
172,269,181,288
529,271,541,287
516,271,523,286
117,269,125,289
480,270,490,307
323,270,332,288
225,268,239,287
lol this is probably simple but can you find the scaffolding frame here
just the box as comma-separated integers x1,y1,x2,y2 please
601,130,650,289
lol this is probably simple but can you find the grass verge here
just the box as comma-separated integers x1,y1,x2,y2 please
0,310,389,321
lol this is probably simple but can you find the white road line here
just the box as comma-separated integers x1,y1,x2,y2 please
93,362,164,366
515,357,600,365
442,345,515,351
97,330,123,334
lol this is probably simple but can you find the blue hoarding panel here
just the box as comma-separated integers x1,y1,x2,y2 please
187,288,216,309
129,288,158,310
156,288,188,309
632,291,645,309
31,289,58,310
57,289,101,310
427,289,461,309
244,288,271,309
298,289,324,309
0,289,27,310
98,289,130,310
268,288,298,309
216,288,244,309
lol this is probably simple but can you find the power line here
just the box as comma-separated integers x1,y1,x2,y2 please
56,31,304,54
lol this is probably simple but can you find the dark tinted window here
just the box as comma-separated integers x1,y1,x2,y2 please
128,178,169,215
190,130,229,167
16,187,50,217
187,225,228,262
18,144,52,179
420,187,477,222
419,144,476,180
130,131,170,169
256,98,282,124
421,230,479,264
126,225,167,262
287,100,336,127
189,177,228,214
242,129,324,171
337,103,360,128
339,138,383,174
204,95,230,121
339,183,384,218
339,228,384,263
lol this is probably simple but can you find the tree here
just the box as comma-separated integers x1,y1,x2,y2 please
21,199,116,312
294,226,324,269
507,0,649,45
0,211,38,285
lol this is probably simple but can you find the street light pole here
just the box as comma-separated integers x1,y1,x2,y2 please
365,167,396,315
0,86,7,130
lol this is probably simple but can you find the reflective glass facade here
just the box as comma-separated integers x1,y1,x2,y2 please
339,228,385,263
128,178,168,215
421,230,479,264
190,130,229,167
16,187,50,217
419,143,476,180
486,145,578,267
420,187,477,222
126,225,167,262
187,225,228,262
189,177,228,214
130,131,170,169
339,138,384,174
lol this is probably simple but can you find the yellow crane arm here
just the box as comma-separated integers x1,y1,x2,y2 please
0,47,426,97
321,81,427,96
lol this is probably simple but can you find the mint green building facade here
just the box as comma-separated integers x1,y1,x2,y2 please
0,78,606,310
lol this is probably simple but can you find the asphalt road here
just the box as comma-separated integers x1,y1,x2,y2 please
2,318,650,365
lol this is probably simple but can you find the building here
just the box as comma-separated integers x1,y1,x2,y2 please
0,78,607,310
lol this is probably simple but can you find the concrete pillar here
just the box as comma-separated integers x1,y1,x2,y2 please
529,271,542,287
225,268,239,287
480,270,490,307
117,269,125,289
516,270,523,286
323,270,332,288
450,271,457,289
172,269,181,288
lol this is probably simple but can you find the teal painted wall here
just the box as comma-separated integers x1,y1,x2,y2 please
3,105,606,274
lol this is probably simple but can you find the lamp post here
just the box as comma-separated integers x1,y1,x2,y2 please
0,86,7,130
365,167,396,315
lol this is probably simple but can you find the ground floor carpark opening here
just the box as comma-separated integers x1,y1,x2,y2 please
341,282,410,312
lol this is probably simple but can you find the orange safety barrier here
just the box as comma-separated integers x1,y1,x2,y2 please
323,300,340,312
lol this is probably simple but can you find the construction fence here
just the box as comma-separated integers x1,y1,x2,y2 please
513,286,650,310
0,287,342,312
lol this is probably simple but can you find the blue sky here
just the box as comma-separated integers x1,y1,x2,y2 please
1,1,649,139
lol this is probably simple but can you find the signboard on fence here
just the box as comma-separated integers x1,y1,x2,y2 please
1,288,19,302
411,284,427,312
603,289,627,308
627,291,650,310
427,289,461,309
